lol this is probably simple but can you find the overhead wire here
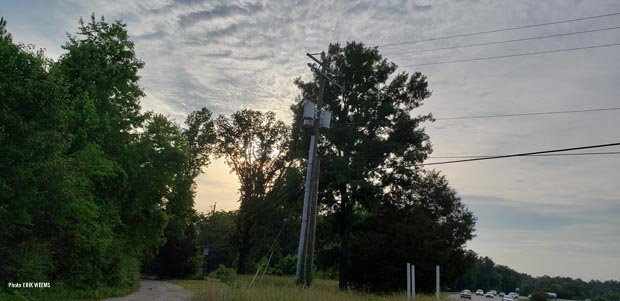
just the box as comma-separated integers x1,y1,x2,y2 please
335,107,620,125
434,107,620,120
425,152,620,159
383,26,620,56
377,11,620,47
398,42,620,67
422,142,620,165
320,142,620,174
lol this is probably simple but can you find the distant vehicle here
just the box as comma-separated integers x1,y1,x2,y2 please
508,292,519,299
502,295,516,301
489,290,497,295
476,289,484,296
485,291,495,298
545,292,557,299
499,292,505,297
461,289,472,299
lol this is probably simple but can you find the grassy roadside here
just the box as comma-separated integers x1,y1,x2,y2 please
0,283,138,301
172,275,450,301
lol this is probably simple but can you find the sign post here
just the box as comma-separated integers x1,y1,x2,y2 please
202,248,209,276
407,263,411,301
436,265,440,301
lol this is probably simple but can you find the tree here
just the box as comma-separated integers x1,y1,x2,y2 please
0,17,73,286
150,108,217,278
291,42,434,289
196,210,238,272
216,109,291,273
348,170,476,292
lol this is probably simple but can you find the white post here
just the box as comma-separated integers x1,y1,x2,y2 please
436,265,440,301
406,263,411,301
411,264,415,300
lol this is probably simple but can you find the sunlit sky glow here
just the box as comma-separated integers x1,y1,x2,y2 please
3,0,619,281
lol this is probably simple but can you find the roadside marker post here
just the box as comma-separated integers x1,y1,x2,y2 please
407,263,411,301
406,263,416,301
436,265,440,301
411,264,415,300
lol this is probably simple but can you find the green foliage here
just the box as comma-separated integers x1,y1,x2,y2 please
215,109,292,273
1,15,213,293
212,265,237,285
273,254,298,276
346,170,475,292
197,210,239,272
291,42,456,290
530,291,549,301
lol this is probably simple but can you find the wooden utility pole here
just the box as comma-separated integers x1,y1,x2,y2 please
295,52,342,287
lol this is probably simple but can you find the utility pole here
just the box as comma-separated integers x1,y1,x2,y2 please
304,53,327,286
295,52,341,286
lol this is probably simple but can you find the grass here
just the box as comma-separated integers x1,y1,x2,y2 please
0,283,138,301
172,275,450,301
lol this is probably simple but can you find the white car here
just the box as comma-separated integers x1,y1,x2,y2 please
476,289,484,296
502,296,516,301
485,291,495,298
461,289,472,299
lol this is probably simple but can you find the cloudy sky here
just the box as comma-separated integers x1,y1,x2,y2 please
3,0,619,281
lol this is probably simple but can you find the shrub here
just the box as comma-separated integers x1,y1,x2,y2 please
531,291,550,301
211,264,237,285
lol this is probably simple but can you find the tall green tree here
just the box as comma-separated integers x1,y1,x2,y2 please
216,109,291,273
347,170,476,292
152,108,217,278
291,42,434,289
0,17,73,286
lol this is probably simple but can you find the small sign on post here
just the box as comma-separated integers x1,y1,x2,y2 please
203,248,209,256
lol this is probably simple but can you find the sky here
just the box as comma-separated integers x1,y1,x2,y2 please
2,0,619,281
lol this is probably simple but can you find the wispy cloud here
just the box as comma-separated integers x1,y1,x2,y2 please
3,0,619,280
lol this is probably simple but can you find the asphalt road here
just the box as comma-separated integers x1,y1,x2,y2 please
103,280,193,301
448,293,527,301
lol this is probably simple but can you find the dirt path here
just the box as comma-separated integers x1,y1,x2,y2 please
103,280,193,301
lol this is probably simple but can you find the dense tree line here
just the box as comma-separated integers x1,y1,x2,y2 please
2,15,481,296
0,15,216,293
455,255,620,300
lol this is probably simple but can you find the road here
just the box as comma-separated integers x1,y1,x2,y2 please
103,280,193,301
448,293,528,301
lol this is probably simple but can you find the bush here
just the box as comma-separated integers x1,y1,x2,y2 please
211,265,237,285
273,254,297,276
531,291,550,301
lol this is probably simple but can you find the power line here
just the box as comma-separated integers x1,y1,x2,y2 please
320,143,620,174
336,107,620,125
322,151,620,162
383,26,620,56
435,107,620,120
399,42,620,67
422,142,620,166
378,12,620,48
427,151,620,159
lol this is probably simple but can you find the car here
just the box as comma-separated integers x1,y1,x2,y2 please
489,290,497,295
461,289,472,299
499,292,505,297
485,292,495,298
546,292,557,299
508,292,519,300
476,289,484,296
502,295,516,301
